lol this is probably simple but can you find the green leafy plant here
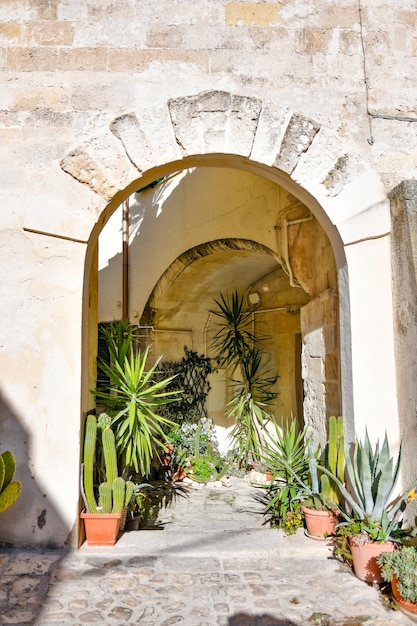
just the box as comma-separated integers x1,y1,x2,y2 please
0,451,21,513
95,343,181,477
378,546,417,603
321,429,417,543
210,290,277,467
192,458,217,481
259,417,309,532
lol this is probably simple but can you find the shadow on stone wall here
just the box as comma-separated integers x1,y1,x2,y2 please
0,389,70,549
0,390,70,623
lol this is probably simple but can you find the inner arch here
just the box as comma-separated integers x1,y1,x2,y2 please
97,165,341,444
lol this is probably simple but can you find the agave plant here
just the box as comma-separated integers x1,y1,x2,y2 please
320,429,417,541
95,345,181,477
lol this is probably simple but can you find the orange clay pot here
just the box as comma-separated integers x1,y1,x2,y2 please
80,510,122,546
392,576,417,615
349,538,395,583
302,507,338,540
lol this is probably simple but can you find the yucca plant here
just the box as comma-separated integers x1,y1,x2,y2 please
320,429,417,542
210,291,277,466
95,345,181,477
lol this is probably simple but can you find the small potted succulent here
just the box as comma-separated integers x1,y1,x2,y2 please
378,546,417,614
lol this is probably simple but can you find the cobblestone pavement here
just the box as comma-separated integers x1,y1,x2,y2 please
1,477,416,625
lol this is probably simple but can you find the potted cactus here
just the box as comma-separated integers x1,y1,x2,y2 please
80,414,134,546
0,450,21,513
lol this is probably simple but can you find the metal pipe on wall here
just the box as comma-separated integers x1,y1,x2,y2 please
122,198,129,321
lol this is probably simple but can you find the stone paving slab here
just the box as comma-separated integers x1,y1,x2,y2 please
0,477,416,625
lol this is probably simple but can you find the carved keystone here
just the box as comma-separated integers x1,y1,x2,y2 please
168,90,262,156
274,113,320,174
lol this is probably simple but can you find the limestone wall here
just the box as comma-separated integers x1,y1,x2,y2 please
0,0,414,546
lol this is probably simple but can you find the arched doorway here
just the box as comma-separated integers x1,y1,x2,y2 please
96,165,342,448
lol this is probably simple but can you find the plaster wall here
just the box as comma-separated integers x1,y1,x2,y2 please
0,0,415,546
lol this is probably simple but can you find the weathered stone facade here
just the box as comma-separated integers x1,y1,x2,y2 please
0,1,416,546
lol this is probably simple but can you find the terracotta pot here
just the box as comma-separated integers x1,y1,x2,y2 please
392,576,417,614
349,538,395,583
80,510,122,546
302,506,338,540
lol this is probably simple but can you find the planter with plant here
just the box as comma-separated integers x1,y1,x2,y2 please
298,416,345,540
81,414,135,546
258,417,309,535
0,450,21,513
378,546,417,614
321,430,417,583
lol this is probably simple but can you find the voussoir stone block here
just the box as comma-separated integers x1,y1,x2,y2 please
60,132,140,202
273,113,320,175
168,90,262,157
110,113,154,172
110,106,181,172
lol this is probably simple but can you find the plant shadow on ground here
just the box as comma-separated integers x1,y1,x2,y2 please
226,614,399,626
140,480,190,529
227,614,297,625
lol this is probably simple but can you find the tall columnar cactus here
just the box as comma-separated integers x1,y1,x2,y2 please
82,415,134,514
0,451,21,513
102,427,118,486
98,481,112,514
83,414,98,513
320,416,344,507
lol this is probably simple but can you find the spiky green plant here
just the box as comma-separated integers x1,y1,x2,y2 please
320,429,417,541
0,451,21,513
259,417,309,531
95,346,181,476
280,416,345,511
210,291,277,466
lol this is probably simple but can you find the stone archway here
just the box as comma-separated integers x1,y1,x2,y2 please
55,88,395,461
56,90,367,436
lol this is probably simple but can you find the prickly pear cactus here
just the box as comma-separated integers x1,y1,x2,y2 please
0,451,21,513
